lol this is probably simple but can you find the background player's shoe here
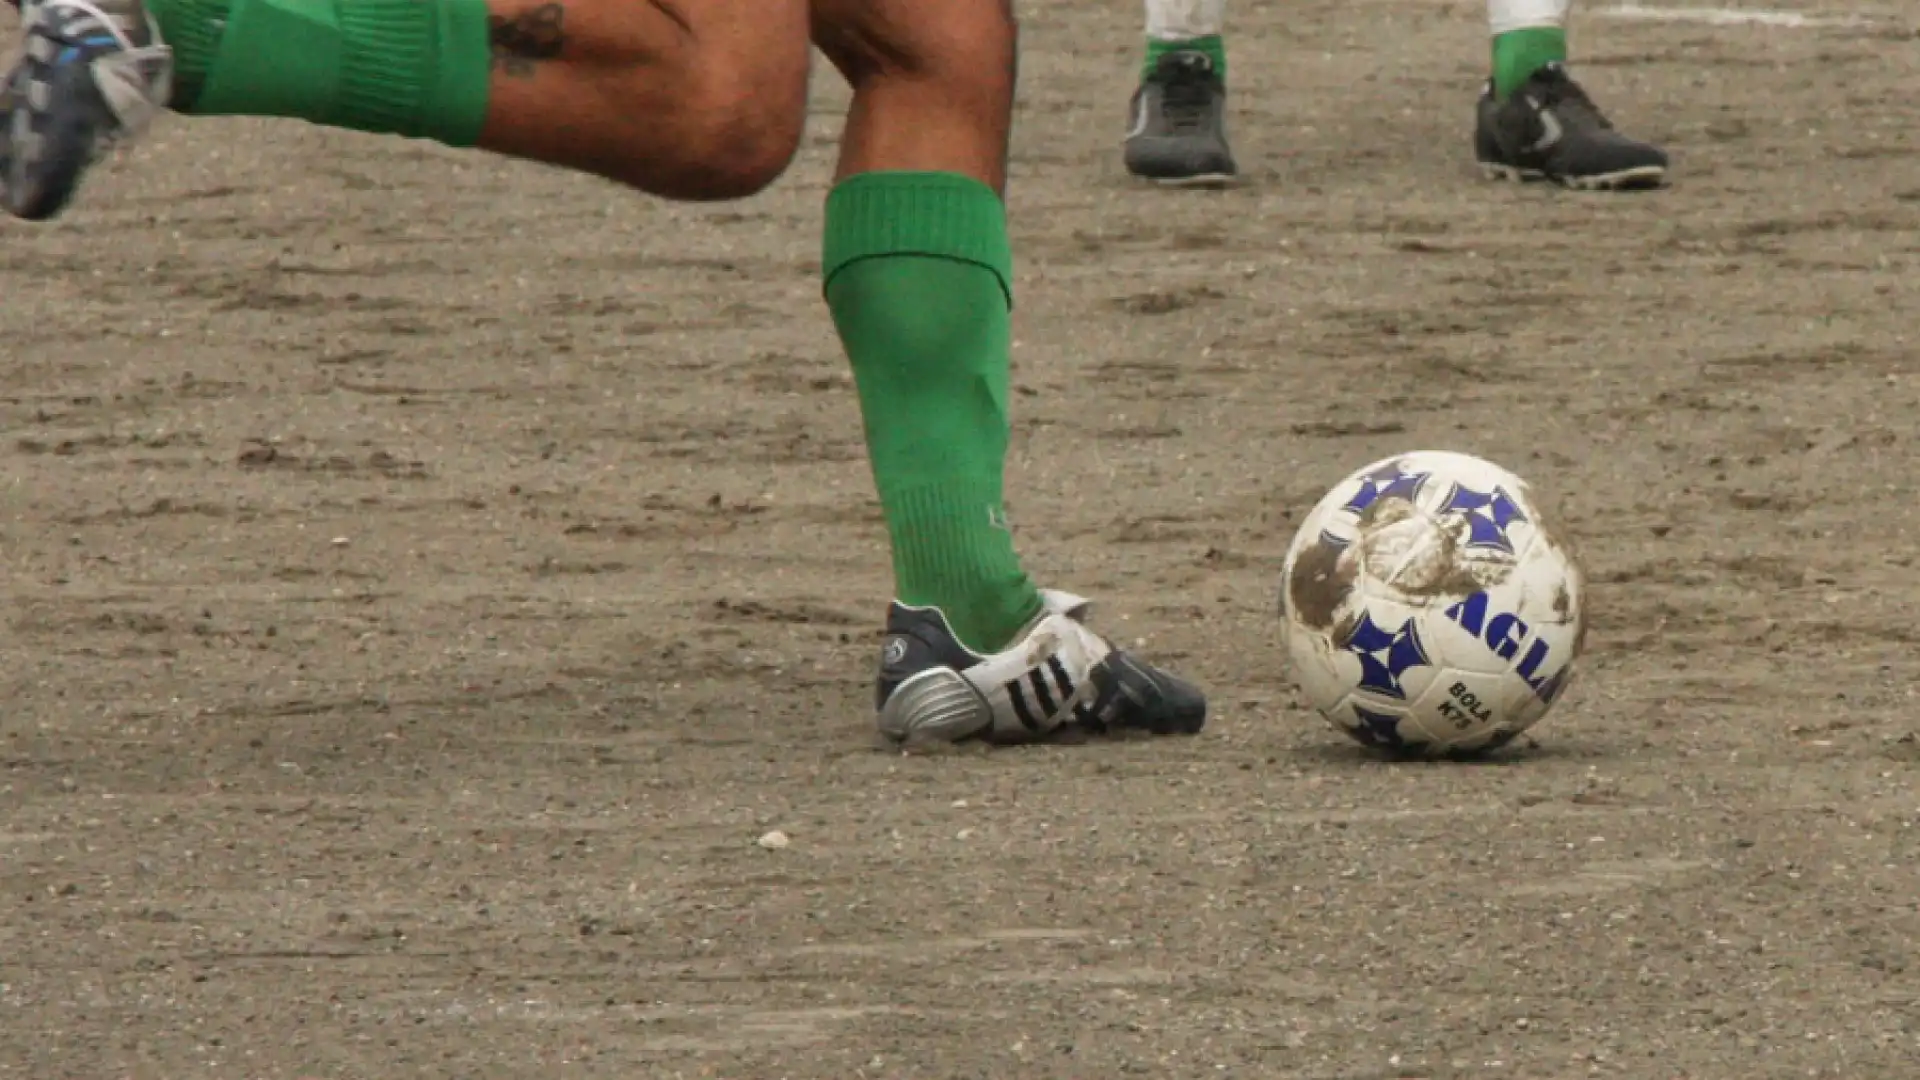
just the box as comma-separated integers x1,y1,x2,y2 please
0,0,171,220
876,588,1208,746
1123,50,1236,187
1474,63,1667,191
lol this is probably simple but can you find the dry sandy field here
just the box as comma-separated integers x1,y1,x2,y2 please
3,0,1919,1076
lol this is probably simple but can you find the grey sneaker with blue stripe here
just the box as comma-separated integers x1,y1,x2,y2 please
1,0,173,220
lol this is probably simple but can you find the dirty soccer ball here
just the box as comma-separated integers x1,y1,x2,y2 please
1279,450,1587,756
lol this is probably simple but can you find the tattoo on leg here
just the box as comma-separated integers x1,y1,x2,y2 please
489,4,567,77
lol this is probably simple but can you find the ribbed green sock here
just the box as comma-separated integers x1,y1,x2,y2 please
823,171,1045,655
1491,26,1566,100
149,0,492,146
1145,34,1226,83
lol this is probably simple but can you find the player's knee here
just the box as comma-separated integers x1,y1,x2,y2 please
658,84,804,200
601,24,808,200
815,0,1016,103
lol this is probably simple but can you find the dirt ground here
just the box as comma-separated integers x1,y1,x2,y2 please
3,1,1919,1077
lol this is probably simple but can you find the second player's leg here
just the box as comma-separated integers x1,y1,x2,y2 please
1,0,812,219
808,0,1207,744
1124,0,1236,186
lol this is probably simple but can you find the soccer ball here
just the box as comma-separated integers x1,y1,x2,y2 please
1279,450,1587,756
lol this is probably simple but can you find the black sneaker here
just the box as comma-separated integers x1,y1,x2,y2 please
1474,63,1668,191
1123,50,1237,187
875,588,1208,745
1,0,173,220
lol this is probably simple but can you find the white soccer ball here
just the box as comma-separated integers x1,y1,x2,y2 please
1279,450,1587,756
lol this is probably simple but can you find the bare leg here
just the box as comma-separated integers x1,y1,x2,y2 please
0,0,812,220
810,0,1015,190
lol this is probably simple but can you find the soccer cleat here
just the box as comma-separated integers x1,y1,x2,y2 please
0,0,172,220
875,588,1208,746
1473,63,1668,191
1123,50,1237,187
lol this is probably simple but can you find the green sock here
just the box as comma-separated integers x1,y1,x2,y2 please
822,171,1044,655
1491,26,1567,100
148,0,492,145
1145,35,1226,83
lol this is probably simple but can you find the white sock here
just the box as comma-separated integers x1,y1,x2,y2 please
1145,0,1227,41
1488,0,1570,35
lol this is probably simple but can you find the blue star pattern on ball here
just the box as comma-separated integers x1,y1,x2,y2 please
1437,482,1528,554
1341,461,1430,517
1350,705,1409,747
1343,611,1431,700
